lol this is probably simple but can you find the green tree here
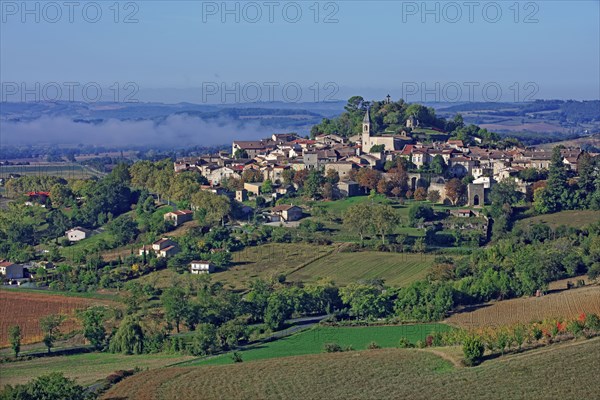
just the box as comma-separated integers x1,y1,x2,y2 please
78,306,106,350
109,317,144,355
107,215,139,246
304,170,324,199
49,183,74,207
343,202,373,245
39,314,65,353
339,283,390,319
8,325,21,358
264,291,294,330
539,147,569,213
463,335,485,366
161,287,189,333
371,204,400,244
0,372,93,400
216,318,248,350
430,155,447,175
191,323,219,356
261,179,274,194
394,281,454,321
245,279,273,322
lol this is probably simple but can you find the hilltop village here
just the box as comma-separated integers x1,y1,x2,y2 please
174,107,584,209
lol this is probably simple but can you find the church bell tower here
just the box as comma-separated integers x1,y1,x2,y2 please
362,107,371,153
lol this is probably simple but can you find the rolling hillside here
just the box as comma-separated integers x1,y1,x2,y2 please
103,337,600,400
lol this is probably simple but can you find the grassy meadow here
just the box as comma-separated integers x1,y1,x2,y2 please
288,251,435,287
515,209,600,229
0,352,194,388
184,324,451,367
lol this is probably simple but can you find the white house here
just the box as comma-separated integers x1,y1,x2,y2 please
0,261,24,279
65,227,91,242
190,260,215,275
139,238,179,258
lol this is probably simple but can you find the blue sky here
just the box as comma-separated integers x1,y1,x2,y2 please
1,0,599,102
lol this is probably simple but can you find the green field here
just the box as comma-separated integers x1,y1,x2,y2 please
0,352,194,388
516,209,600,229
213,243,335,290
105,337,600,400
288,251,435,287
0,164,101,179
185,324,451,367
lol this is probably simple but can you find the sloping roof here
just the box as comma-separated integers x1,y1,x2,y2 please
66,226,90,234
272,204,301,212
172,210,193,216
234,141,267,149
0,261,16,267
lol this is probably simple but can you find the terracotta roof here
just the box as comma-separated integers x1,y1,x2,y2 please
172,210,193,216
272,204,300,212
0,261,15,267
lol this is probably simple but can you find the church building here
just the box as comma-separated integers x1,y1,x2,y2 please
361,108,405,154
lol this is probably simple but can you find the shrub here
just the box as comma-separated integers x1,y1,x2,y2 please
367,341,381,350
463,335,485,366
398,337,414,348
415,340,426,349
323,342,343,353
231,352,243,363
531,325,543,341
566,320,583,337
425,335,434,347
584,313,600,330
105,369,135,385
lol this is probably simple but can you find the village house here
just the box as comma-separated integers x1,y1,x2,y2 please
164,210,194,226
232,140,269,158
271,204,303,222
244,182,262,195
325,161,360,179
139,238,179,258
0,261,25,279
204,166,239,185
65,227,91,242
190,260,215,274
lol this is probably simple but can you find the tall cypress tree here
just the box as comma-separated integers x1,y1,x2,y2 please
543,147,569,213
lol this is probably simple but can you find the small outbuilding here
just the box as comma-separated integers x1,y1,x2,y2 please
190,260,215,274
65,227,91,242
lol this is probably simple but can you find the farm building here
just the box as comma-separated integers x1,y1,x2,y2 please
271,205,303,222
190,261,215,274
65,227,91,242
0,261,24,279
139,238,179,258
164,210,194,226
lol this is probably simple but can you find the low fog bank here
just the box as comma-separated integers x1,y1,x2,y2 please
0,114,275,147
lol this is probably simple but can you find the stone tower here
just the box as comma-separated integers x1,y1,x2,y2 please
362,108,371,153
